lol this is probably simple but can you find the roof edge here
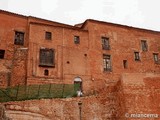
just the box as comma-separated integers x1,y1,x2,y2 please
29,22,88,32
81,19,160,34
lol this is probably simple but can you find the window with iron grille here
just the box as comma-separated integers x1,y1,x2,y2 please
39,48,55,67
0,50,5,59
101,37,110,50
141,40,148,51
45,32,52,40
103,54,112,71
74,36,80,44
14,31,24,45
134,52,140,61
153,53,159,63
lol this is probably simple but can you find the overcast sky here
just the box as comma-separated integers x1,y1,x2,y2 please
0,0,160,31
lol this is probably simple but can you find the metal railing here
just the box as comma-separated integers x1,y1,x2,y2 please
0,84,80,102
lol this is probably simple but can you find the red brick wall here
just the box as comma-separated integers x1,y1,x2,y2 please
0,12,28,87
84,21,160,83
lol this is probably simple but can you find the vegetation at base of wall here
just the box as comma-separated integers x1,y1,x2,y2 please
0,84,80,102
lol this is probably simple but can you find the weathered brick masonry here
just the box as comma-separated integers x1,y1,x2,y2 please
0,10,160,119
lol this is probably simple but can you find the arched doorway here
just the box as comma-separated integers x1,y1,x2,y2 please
74,77,82,96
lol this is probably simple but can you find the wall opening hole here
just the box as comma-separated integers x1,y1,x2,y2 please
44,69,49,76
123,60,128,69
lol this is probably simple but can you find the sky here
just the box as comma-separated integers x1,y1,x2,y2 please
0,0,160,31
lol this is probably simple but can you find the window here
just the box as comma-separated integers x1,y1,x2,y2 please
39,48,55,67
123,60,128,69
103,54,112,71
74,36,80,44
101,37,110,50
45,32,52,40
44,69,49,76
134,52,140,61
14,31,24,45
153,53,159,63
141,40,148,51
0,50,5,59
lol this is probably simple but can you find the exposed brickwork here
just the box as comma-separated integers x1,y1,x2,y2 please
0,10,160,120
3,81,124,120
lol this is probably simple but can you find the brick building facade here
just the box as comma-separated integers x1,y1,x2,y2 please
0,10,160,93
1,10,160,119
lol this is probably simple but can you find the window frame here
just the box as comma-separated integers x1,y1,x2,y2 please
103,54,112,71
74,36,80,44
45,32,52,40
134,52,140,61
153,53,159,63
14,31,25,45
39,48,55,67
141,40,148,51
101,37,110,50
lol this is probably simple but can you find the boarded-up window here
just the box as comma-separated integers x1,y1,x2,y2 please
39,48,55,67
14,31,24,45
101,37,110,50
103,54,112,71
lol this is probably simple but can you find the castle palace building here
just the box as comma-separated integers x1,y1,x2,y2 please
0,10,160,95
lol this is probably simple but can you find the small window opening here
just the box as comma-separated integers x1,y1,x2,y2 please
123,60,128,69
14,31,24,45
134,52,140,61
153,53,159,63
101,37,110,50
141,40,148,51
44,69,49,76
74,36,80,44
0,50,5,59
45,32,52,40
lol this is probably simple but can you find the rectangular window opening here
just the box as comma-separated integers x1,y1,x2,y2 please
39,48,55,67
45,32,52,40
134,52,140,61
123,60,128,69
153,53,159,63
101,37,110,50
103,54,112,71
14,31,24,45
0,50,5,59
141,40,148,51
74,36,80,44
